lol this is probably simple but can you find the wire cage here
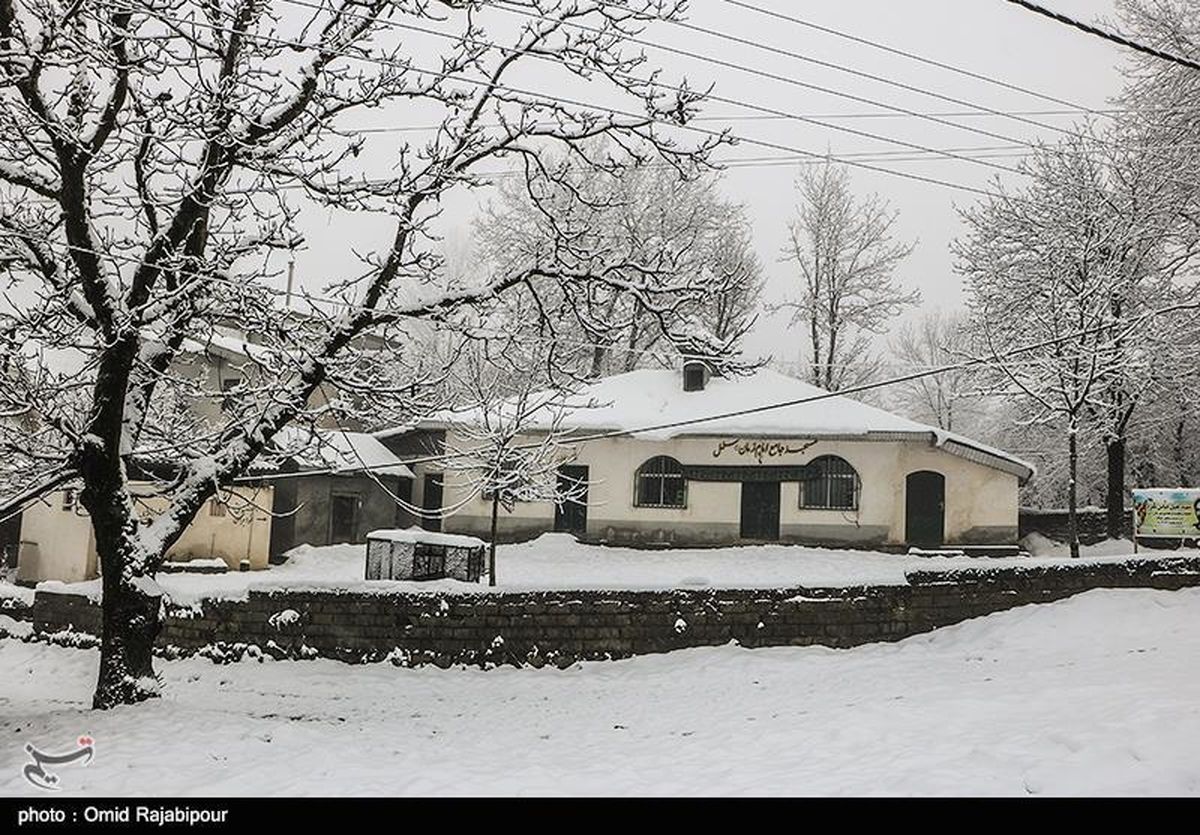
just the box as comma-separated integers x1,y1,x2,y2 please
365,529,486,583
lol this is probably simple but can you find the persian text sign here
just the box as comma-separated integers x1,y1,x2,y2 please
711,438,817,463
1132,489,1200,538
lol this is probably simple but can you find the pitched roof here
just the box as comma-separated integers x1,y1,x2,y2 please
252,428,414,479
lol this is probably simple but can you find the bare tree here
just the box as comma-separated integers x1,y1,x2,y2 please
776,160,918,391
0,0,718,707
440,340,582,587
1109,0,1200,536
956,129,1196,556
887,311,983,433
476,155,762,377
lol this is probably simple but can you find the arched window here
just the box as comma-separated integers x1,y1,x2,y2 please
635,456,687,508
799,456,860,510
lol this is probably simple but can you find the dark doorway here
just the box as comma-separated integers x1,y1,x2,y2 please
0,509,20,571
906,470,945,548
422,473,443,532
740,481,781,541
330,493,359,543
554,465,589,535
267,478,298,564
393,478,415,528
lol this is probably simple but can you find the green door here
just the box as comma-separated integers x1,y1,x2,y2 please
905,471,945,547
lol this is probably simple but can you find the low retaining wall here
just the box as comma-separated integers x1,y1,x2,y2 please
1019,507,1133,545
30,557,1200,667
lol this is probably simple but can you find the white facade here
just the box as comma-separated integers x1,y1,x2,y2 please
16,485,275,583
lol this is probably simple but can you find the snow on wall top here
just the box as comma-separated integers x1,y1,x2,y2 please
366,527,486,549
410,368,1034,481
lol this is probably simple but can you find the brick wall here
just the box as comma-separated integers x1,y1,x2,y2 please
30,556,1200,667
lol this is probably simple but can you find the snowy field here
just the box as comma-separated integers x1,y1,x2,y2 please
22,533,1193,608
1,587,1198,796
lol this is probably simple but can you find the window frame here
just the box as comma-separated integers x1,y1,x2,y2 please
633,456,688,509
798,455,861,511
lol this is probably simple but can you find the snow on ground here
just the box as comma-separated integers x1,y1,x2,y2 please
1,588,1198,796
0,581,33,608
1020,532,1158,559
33,533,1199,608
0,615,31,639
0,580,32,614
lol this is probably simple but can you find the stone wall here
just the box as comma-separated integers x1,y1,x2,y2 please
1019,507,1133,544
30,556,1200,667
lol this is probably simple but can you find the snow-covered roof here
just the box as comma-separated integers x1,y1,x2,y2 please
403,368,1034,482
253,428,414,479
178,331,279,364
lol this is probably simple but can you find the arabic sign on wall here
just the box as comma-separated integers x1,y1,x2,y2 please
711,438,817,464
1132,489,1200,538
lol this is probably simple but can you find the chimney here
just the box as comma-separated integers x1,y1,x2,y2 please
682,357,710,392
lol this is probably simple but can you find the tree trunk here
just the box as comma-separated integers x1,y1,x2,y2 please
1105,435,1126,541
80,432,165,709
94,564,162,709
488,494,499,588
1067,421,1080,559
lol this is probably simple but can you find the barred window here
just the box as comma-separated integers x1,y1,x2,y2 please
799,456,860,510
635,456,687,508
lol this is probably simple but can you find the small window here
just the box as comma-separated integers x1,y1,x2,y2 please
635,456,686,508
799,456,860,510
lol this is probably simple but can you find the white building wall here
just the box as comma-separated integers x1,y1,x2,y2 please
16,492,97,583
17,485,275,583
433,430,1020,548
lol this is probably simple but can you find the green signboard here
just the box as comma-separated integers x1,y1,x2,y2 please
1131,489,1200,539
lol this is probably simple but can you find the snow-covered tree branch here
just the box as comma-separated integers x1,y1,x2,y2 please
0,0,718,708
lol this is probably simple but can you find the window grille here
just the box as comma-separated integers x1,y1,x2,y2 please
635,456,687,508
799,456,860,510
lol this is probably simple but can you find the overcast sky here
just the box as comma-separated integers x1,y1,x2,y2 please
279,0,1130,366
694,0,1128,362
3,1,1128,369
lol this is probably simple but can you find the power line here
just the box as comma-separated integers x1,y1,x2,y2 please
483,1,1200,196
9,146,1032,218
330,0,1200,197
1003,0,1200,72
341,108,1186,133
273,0,1028,177
134,7,1015,199
483,0,1041,152
720,0,1096,112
